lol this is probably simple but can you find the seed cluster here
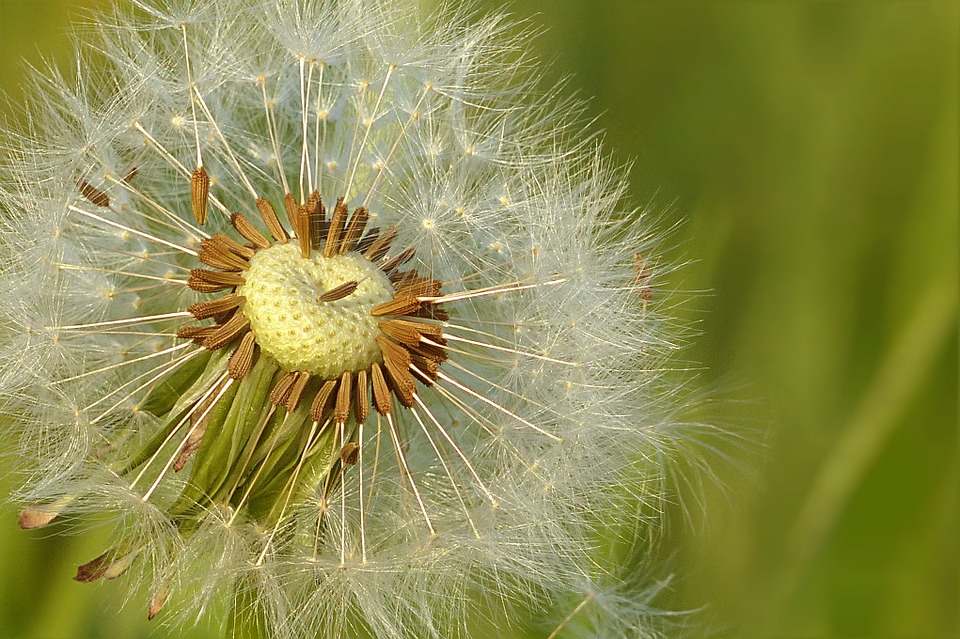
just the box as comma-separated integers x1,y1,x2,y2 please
176,183,449,437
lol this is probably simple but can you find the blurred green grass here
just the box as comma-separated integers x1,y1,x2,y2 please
0,0,956,638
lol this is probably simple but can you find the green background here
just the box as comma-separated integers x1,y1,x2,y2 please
0,0,956,637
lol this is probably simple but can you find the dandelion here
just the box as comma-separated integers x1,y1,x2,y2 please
0,0,692,637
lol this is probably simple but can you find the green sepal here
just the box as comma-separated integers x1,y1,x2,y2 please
139,348,212,416
242,402,333,522
165,374,240,520
110,348,222,477
167,355,278,519
204,358,283,506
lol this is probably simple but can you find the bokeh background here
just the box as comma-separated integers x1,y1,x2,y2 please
0,0,956,638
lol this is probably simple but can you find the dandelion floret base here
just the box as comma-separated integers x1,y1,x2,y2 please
237,243,393,377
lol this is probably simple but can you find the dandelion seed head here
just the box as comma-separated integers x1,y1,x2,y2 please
0,0,697,636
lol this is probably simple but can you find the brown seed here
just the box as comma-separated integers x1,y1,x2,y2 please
196,249,245,272
364,227,398,261
296,203,312,258
409,340,449,365
633,252,653,301
385,368,416,407
283,192,299,235
18,506,58,530
74,551,112,583
370,362,392,415
188,293,244,320
378,319,422,345
190,166,210,225
230,213,271,249
410,304,449,322
354,369,369,424
77,179,110,208
173,419,208,472
310,379,338,422
339,442,360,465
256,197,288,243
339,207,369,254
318,280,358,303
188,268,245,293
176,324,217,343
377,335,416,406
198,237,250,271
308,192,326,251
379,318,443,345
334,370,353,424
270,371,297,406
371,295,422,317
324,197,348,257
201,313,250,350
186,280,230,294
74,548,136,582
355,226,381,255
389,268,419,286
394,276,442,299
306,190,322,215
380,247,415,274
212,233,255,259
285,372,312,412
147,587,167,621
376,334,411,364
227,332,257,380
311,217,328,251
306,190,322,230
269,371,299,406
410,354,440,385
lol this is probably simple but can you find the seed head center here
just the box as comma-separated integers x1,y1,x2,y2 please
237,243,394,378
